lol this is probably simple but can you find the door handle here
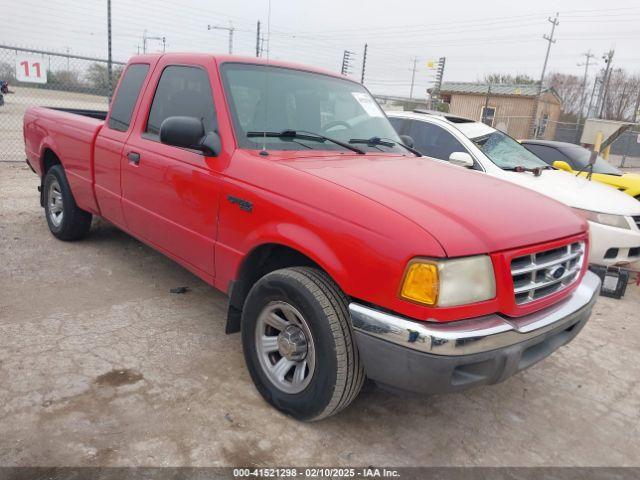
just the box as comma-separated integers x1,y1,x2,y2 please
127,151,140,165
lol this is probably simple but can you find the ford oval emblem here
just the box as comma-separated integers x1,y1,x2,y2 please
546,265,566,280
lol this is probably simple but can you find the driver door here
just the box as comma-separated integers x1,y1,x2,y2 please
121,60,222,281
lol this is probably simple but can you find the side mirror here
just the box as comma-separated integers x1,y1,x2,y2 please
552,160,572,172
399,135,415,148
160,116,220,156
449,151,474,168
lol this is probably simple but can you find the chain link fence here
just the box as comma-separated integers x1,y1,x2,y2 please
492,116,640,169
0,45,125,161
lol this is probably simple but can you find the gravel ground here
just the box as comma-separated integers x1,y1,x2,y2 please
0,162,639,467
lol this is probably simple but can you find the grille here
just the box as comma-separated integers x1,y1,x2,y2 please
633,216,640,230
511,242,585,305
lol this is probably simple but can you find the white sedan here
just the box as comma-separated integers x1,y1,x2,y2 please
387,110,640,267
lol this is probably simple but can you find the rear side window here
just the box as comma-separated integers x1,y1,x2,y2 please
145,66,216,136
406,120,467,160
388,117,407,134
108,64,149,131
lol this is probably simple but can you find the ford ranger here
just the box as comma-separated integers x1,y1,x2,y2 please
24,53,601,421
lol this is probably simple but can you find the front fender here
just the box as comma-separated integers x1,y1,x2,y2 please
243,222,348,285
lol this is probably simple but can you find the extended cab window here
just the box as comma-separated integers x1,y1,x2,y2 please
108,64,149,131
146,66,216,137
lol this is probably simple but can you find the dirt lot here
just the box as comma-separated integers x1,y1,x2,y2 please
0,87,108,162
0,162,639,467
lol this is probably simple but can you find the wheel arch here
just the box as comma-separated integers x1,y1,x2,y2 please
39,148,63,206
225,242,344,334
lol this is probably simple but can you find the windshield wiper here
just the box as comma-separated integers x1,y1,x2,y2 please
247,130,365,155
503,165,550,176
349,137,422,156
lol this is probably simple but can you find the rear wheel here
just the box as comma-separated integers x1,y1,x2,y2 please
43,165,92,240
241,267,364,421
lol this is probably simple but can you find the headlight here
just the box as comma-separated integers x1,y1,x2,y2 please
572,208,631,230
400,255,496,307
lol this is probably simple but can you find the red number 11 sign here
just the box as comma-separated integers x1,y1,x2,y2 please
16,55,48,84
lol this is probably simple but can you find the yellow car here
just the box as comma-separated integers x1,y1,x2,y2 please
521,139,640,201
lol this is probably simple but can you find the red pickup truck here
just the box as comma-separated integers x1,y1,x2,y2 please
24,53,600,421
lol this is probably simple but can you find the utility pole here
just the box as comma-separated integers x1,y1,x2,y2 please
360,43,368,84
530,12,559,138
575,50,596,142
107,0,113,100
409,57,418,99
482,84,492,124
341,50,355,76
208,23,235,54
586,76,599,119
256,21,261,57
433,57,446,96
597,49,614,118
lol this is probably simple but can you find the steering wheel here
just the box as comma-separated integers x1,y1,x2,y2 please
323,120,351,133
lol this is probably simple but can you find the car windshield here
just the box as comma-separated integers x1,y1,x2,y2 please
564,145,622,175
220,63,404,153
470,130,548,170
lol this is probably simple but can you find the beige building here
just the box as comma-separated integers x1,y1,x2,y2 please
439,82,562,140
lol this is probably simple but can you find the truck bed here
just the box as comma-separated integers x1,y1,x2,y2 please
24,106,105,214
49,107,108,121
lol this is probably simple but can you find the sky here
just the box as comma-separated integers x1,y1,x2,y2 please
2,0,640,97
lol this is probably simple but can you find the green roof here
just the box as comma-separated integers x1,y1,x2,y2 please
440,82,559,100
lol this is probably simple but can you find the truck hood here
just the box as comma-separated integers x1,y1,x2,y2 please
496,169,640,216
280,155,586,257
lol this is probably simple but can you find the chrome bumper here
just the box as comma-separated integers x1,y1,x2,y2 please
349,271,601,357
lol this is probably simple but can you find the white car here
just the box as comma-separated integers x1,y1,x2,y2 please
387,110,640,267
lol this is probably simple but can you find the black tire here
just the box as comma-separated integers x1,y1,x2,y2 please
43,165,92,241
241,267,364,421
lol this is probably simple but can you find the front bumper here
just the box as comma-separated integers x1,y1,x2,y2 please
349,271,601,394
589,221,640,267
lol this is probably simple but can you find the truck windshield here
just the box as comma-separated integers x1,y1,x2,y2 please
471,130,549,170
221,63,404,153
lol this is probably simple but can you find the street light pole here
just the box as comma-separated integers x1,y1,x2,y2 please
208,23,235,54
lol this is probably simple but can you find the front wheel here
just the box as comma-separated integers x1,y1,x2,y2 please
43,165,92,240
241,267,364,421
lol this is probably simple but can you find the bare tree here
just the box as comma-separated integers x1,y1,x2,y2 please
0,61,16,82
547,72,583,119
600,69,640,121
482,73,538,85
47,69,84,89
